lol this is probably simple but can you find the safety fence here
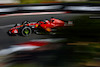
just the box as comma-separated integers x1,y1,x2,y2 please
0,3,100,14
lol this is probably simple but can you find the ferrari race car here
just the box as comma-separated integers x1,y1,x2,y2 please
8,18,73,36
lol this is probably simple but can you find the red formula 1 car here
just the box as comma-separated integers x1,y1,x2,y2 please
8,18,73,36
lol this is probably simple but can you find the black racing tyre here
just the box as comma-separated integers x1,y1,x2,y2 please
21,27,32,36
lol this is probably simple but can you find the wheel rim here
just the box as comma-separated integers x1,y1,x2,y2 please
24,29,29,34
23,28,30,36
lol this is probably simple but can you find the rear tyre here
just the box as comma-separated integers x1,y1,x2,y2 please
21,27,32,36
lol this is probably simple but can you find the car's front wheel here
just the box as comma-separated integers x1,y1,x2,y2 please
21,27,32,36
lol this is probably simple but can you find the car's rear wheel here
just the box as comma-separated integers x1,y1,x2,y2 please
21,27,32,36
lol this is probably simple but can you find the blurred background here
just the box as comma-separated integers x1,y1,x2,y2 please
0,0,99,5
0,0,100,67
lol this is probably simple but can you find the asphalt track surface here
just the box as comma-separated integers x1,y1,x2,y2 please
0,13,90,50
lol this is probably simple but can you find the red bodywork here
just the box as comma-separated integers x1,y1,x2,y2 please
9,18,73,34
9,23,39,34
38,18,65,32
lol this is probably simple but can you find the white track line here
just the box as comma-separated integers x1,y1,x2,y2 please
0,11,68,17
30,38,65,42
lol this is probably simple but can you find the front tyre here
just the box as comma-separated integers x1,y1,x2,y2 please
21,27,32,36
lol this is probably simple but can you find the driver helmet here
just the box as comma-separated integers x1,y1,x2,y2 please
44,19,49,24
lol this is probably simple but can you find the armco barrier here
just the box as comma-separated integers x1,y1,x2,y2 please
0,3,100,14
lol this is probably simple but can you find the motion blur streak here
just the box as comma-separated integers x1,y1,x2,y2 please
89,16,100,19
21,5,63,10
30,38,65,42
0,24,15,29
0,7,18,12
0,46,40,56
0,38,65,56
65,6,100,11
0,11,69,17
